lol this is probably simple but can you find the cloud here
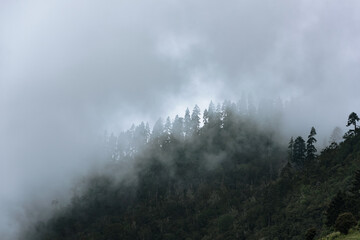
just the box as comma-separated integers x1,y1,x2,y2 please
1,0,360,238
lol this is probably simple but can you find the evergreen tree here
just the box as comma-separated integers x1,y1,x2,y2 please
145,122,151,143
133,122,148,151
191,105,201,135
288,137,294,163
163,117,172,145
215,103,223,128
292,136,306,169
171,115,184,141
184,108,191,139
151,118,164,147
346,112,359,136
222,101,236,130
207,101,216,126
203,109,209,126
306,127,317,165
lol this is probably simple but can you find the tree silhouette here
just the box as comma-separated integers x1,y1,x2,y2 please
306,127,317,165
288,137,294,164
292,136,306,169
184,108,191,139
191,105,201,135
346,112,359,136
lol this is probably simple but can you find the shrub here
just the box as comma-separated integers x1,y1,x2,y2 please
334,212,357,234
305,228,316,240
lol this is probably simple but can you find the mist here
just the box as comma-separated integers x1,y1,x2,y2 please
1,0,360,238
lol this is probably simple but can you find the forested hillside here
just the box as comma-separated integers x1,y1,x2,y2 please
21,102,360,240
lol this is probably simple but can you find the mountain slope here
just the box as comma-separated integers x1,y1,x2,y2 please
20,105,360,240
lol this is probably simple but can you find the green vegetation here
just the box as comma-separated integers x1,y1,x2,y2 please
20,105,360,239
320,229,360,240
335,213,357,234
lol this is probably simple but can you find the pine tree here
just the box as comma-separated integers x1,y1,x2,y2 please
163,117,172,145
191,105,201,135
184,108,191,139
292,136,306,169
346,112,359,136
203,109,208,126
151,118,164,147
207,101,216,126
171,115,184,141
306,127,317,165
288,137,294,163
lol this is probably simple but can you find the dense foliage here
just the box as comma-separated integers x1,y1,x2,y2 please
20,105,360,240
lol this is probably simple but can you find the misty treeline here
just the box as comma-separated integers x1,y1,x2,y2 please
104,98,283,164
20,108,360,240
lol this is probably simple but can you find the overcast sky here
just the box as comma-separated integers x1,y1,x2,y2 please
1,0,360,238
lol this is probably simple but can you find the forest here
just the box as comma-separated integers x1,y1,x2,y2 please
20,101,360,240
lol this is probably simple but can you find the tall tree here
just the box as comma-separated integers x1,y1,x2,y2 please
191,105,201,135
184,108,191,139
151,118,164,147
171,115,184,141
163,117,172,145
346,112,359,136
207,101,216,125
288,137,294,164
306,127,317,164
292,136,306,169
203,109,209,126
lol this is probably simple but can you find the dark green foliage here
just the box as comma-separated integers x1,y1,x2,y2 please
326,191,346,227
292,136,306,169
305,228,316,240
218,214,234,233
334,212,357,234
347,112,359,136
351,169,360,196
288,137,294,163
21,108,360,240
306,127,317,165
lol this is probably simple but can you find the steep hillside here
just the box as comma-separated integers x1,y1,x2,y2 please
20,106,360,240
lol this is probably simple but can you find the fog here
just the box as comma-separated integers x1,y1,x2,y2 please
1,0,360,238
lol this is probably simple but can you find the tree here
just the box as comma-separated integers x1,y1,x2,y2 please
151,118,164,147
163,117,172,145
171,115,184,141
288,137,294,163
335,212,356,234
346,112,359,136
292,136,306,169
306,127,317,164
184,108,191,139
203,109,209,126
207,101,216,126
191,105,201,135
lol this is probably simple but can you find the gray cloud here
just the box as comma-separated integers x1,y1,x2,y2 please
1,0,360,238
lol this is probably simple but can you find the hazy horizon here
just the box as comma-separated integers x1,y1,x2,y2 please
1,0,360,238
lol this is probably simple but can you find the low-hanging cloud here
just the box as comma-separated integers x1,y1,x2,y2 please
1,0,360,238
